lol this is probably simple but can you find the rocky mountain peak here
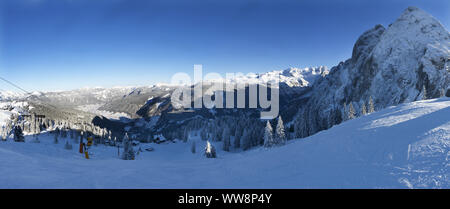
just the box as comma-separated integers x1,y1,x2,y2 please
351,24,385,64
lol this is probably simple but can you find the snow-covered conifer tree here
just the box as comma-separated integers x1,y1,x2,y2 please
263,121,274,148
422,85,428,100
1,126,6,141
121,133,135,160
348,103,356,120
204,140,216,158
361,103,367,115
275,116,286,145
368,96,375,113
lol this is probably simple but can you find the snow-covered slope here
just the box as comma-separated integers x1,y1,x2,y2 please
0,98,448,188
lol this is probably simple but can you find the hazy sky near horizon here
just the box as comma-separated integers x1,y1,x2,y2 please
0,0,449,92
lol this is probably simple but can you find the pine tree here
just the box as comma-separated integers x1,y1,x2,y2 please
289,124,294,134
368,96,375,113
361,103,367,115
204,141,216,158
263,121,274,148
191,141,196,154
122,133,135,160
275,116,286,145
348,103,356,120
241,129,251,150
422,85,428,100
1,126,6,141
343,103,348,121
222,127,230,151
13,125,25,142
214,127,223,142
200,129,207,141
234,126,241,148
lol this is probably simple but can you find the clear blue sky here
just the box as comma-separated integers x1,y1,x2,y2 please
0,0,449,92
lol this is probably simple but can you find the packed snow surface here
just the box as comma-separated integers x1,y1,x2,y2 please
0,98,449,188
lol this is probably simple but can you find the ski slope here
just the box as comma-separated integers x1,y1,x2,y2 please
0,98,449,188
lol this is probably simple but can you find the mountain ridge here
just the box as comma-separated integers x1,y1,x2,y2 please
292,6,449,138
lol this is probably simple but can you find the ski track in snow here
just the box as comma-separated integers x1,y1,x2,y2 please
0,98,449,188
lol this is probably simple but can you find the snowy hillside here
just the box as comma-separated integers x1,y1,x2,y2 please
0,98,448,188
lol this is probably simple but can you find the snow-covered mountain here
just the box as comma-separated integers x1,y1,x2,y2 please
0,91,25,101
215,66,329,88
25,86,138,107
1,98,448,188
260,66,329,87
292,6,450,138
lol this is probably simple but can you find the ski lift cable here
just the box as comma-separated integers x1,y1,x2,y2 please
0,76,31,94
